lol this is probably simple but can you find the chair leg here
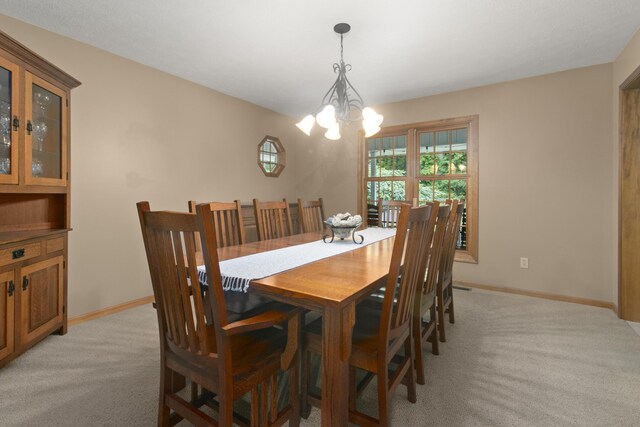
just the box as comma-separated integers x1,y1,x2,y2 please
270,374,277,425
349,366,357,413
404,336,417,404
377,367,390,427
158,365,171,427
250,387,259,427
437,284,447,343
189,380,198,402
260,381,269,427
289,355,301,427
220,388,235,427
430,304,440,356
300,350,311,419
448,286,456,324
413,315,426,386
171,371,186,392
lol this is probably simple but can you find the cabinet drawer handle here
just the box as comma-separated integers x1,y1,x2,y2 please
26,120,32,135
12,115,19,131
8,280,14,297
22,276,28,291
12,248,25,259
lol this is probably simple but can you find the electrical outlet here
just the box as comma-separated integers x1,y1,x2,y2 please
520,257,529,269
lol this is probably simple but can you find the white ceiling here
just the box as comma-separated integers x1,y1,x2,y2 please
1,0,639,118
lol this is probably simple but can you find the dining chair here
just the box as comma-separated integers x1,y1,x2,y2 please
302,204,434,427
253,198,294,240
413,202,450,385
188,199,246,248
367,202,379,227
297,198,326,233
377,199,417,228
137,201,300,427
437,200,465,342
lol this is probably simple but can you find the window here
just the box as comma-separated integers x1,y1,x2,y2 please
358,115,478,263
366,134,407,203
257,136,285,177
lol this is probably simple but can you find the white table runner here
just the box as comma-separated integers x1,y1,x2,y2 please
197,227,396,293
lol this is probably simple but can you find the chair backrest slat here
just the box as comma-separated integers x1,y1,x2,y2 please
171,230,199,351
218,210,228,247
424,203,451,295
187,200,202,254
183,231,209,354
440,200,464,279
160,229,183,346
148,228,175,342
276,209,284,237
253,198,293,240
297,198,326,233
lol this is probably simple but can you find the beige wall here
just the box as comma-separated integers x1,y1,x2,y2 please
0,15,302,317
296,64,616,303
611,28,640,307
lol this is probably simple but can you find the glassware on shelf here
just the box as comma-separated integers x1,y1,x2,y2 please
0,100,10,174
0,142,9,174
32,88,52,173
32,158,43,177
0,159,9,174
30,84,63,180
34,90,51,111
33,120,47,151
33,89,50,153
0,100,10,147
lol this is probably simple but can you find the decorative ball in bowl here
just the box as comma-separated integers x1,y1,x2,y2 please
323,213,364,244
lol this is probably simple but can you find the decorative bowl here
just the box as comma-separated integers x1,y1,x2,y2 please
323,213,364,244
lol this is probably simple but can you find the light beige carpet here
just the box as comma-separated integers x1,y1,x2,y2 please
628,321,640,337
1,288,639,426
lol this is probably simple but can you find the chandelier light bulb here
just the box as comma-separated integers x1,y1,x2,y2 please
296,115,315,136
362,107,384,127
363,122,381,137
316,105,337,129
325,122,341,140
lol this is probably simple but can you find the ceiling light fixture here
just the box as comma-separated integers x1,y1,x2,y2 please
296,23,383,140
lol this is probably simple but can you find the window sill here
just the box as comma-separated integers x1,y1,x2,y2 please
454,250,477,264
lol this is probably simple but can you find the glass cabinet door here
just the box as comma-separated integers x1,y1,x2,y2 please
25,72,67,186
0,56,20,184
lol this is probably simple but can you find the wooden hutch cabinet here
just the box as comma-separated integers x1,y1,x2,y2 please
0,30,80,367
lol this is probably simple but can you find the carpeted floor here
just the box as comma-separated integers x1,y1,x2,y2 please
1,288,639,426
628,321,640,337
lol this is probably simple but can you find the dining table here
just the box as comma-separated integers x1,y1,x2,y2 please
214,229,396,427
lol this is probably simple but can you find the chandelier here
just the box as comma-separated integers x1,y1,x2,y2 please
296,23,383,140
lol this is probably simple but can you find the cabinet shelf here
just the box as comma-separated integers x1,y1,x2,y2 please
0,185,68,194
31,149,60,157
0,228,69,246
